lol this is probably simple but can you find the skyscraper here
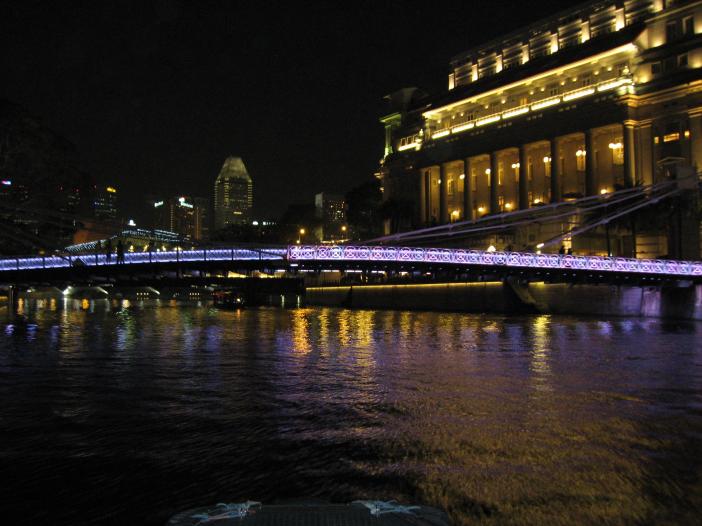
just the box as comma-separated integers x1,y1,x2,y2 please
214,156,253,230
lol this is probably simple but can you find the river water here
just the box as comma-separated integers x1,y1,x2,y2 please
1,299,701,525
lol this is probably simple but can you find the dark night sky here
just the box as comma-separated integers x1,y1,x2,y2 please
1,0,584,223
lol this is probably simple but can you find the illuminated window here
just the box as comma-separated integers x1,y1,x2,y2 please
678,54,688,68
498,166,503,185
447,178,454,196
498,195,505,210
651,62,662,75
663,132,680,142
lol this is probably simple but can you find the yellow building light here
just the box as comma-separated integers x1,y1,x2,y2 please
543,156,551,163
608,142,623,149
106,186,117,193
536,242,545,249
511,163,520,169
503,107,529,119
684,130,691,139
600,188,609,194
576,149,586,157
485,168,491,175
476,115,501,127
423,43,637,118
597,78,632,92
531,98,560,110
451,122,474,134
432,130,450,139
663,132,680,143
563,88,595,101
459,174,466,180
533,198,542,204
505,202,513,210
487,245,497,252
451,210,460,218
398,143,419,151
478,206,486,213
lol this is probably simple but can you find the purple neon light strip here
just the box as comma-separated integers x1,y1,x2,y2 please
1,245,701,278
0,249,287,272
287,245,702,278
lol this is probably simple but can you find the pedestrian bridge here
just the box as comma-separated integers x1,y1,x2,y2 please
0,245,701,282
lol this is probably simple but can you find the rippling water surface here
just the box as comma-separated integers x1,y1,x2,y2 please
1,299,702,525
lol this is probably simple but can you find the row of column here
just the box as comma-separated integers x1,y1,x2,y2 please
428,126,636,224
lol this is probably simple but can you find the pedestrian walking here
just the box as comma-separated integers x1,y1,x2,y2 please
116,239,125,264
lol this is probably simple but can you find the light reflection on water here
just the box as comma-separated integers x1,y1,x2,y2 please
0,300,701,525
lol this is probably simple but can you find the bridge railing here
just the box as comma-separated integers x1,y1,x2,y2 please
287,245,702,278
2,244,702,279
0,247,287,272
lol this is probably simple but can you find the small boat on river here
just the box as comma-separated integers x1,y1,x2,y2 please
212,289,246,309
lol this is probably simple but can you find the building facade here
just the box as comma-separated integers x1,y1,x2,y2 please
93,185,118,221
153,196,206,241
214,156,253,230
314,192,347,241
380,0,702,258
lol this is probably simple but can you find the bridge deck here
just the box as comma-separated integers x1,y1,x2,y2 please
0,245,700,280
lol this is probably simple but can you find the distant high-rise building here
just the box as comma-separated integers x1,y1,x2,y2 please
153,196,206,241
192,196,210,241
94,185,118,221
314,192,346,241
214,156,253,230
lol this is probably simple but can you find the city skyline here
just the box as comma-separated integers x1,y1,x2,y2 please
0,1,584,223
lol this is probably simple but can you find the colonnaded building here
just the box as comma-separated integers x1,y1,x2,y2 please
379,0,702,259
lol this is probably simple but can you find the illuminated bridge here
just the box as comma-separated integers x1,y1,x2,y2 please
0,245,701,284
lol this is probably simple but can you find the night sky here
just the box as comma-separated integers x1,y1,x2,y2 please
1,0,584,223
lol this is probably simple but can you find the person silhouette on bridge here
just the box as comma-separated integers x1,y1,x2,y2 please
105,239,112,263
116,239,125,264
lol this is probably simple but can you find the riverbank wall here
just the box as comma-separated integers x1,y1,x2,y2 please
305,282,702,320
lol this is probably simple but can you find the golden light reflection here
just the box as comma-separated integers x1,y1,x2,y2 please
530,315,552,392
81,299,90,310
291,309,311,354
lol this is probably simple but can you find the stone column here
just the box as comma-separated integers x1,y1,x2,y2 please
463,158,473,221
550,138,561,202
490,152,499,213
419,170,427,225
519,145,529,210
585,129,596,196
439,164,448,224
425,171,432,223
623,121,636,187
688,112,702,173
